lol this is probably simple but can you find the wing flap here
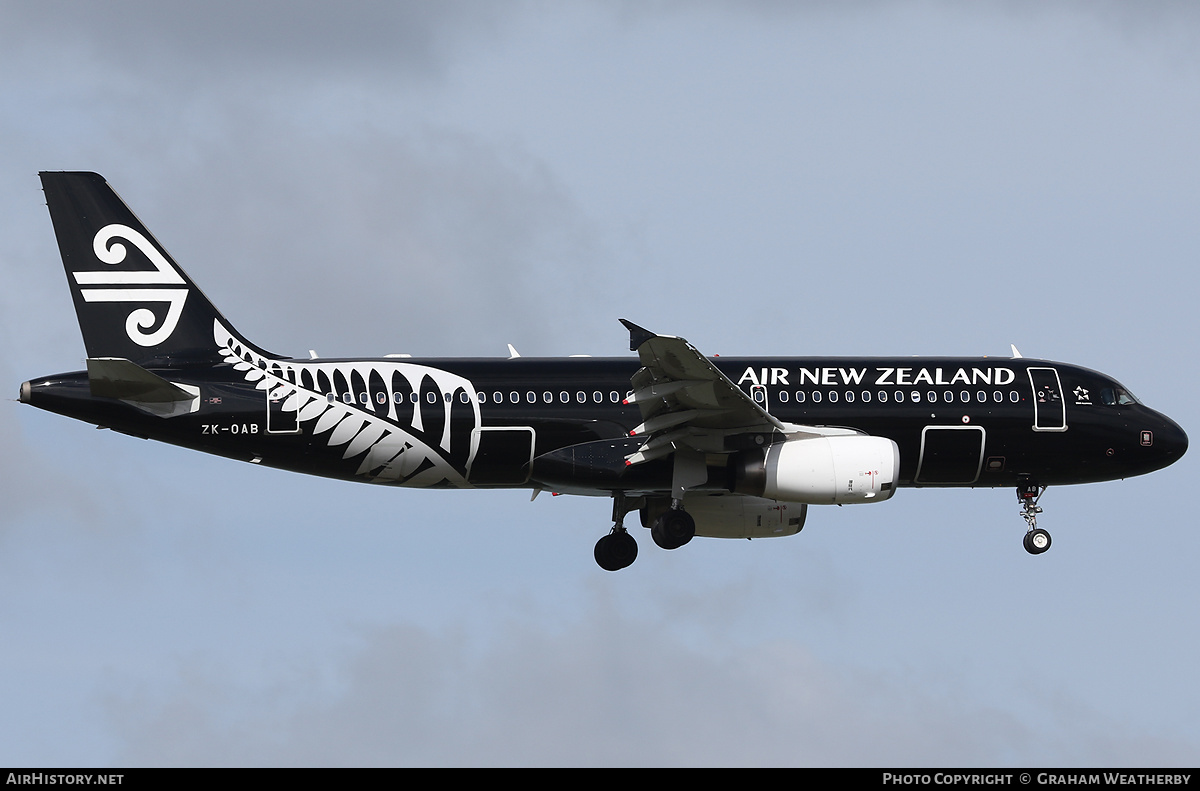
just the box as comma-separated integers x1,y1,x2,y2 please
620,319,784,432
618,321,862,466
618,320,785,466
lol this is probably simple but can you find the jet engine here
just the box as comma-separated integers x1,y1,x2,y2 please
732,435,900,505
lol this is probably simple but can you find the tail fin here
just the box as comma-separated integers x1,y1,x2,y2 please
39,171,279,365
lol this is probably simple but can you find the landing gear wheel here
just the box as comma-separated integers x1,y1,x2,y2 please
1024,528,1051,555
651,509,695,550
595,530,638,571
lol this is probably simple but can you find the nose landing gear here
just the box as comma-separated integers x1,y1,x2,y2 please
1017,482,1052,555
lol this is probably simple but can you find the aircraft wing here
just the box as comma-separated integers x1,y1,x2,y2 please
620,320,848,466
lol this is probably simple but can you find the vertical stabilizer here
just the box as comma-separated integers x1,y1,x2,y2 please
39,171,278,364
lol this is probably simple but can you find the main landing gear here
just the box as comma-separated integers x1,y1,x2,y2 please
1017,482,1052,555
594,495,696,571
651,501,695,551
594,526,638,571
595,493,638,572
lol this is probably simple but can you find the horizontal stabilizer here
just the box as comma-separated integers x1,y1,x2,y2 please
87,358,191,402
86,358,200,417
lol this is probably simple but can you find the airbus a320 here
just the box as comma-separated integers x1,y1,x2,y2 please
20,172,1188,570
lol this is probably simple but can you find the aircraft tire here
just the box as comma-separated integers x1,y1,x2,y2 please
1024,528,1052,555
595,531,637,571
652,509,695,550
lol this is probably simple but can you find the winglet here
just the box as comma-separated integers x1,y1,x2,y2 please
619,319,656,352
1010,344,1023,359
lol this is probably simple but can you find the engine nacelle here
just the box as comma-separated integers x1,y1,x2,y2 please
733,435,900,505
642,494,807,539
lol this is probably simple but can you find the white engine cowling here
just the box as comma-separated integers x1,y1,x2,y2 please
734,435,900,505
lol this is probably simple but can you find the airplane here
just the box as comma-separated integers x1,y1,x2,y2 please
20,171,1188,571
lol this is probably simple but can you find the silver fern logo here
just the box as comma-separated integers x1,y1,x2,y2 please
215,322,480,488
73,223,189,346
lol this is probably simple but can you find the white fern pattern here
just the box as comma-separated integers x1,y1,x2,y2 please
214,321,480,488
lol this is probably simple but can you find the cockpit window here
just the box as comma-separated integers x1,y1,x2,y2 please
1100,386,1140,406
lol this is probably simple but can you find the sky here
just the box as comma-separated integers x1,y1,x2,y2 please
1,0,1197,767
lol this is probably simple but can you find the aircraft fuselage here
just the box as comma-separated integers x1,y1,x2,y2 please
23,354,1186,495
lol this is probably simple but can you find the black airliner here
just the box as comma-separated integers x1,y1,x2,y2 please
21,172,1187,570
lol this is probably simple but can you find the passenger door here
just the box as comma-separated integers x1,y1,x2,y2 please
1027,367,1066,432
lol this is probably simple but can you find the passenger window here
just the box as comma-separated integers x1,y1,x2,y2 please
828,391,839,403
778,391,789,403
1010,391,1020,403
877,391,887,403
593,391,603,403
861,391,871,403
993,391,1002,403
795,391,805,403
510,392,519,404
845,391,855,403
976,391,986,403
527,392,536,404
960,391,970,403
812,391,822,403
610,391,621,403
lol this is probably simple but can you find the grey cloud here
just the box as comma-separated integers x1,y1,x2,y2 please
104,125,599,358
107,597,1199,766
0,1,508,82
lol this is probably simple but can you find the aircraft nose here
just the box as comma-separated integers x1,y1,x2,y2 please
1157,415,1188,463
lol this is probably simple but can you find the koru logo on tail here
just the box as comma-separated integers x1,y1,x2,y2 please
74,224,189,346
